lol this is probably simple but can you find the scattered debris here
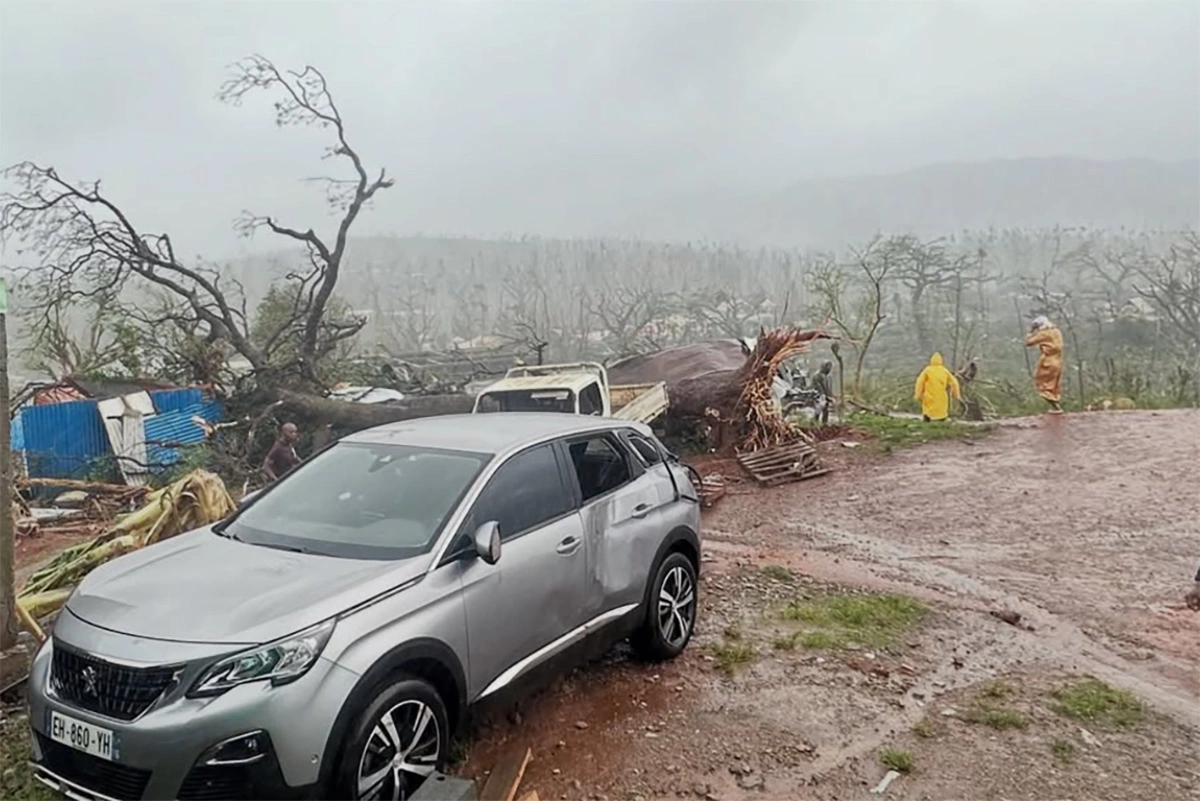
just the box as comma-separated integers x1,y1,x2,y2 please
697,473,727,507
1079,727,1102,747
478,746,532,801
737,441,831,487
16,470,235,633
869,770,902,794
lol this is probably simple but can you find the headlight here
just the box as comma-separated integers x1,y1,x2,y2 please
189,619,335,697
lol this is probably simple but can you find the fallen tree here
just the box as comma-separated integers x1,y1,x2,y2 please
648,327,831,451
275,389,474,431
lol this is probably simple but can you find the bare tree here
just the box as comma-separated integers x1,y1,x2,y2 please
1,55,388,389
808,236,899,395
1133,230,1200,362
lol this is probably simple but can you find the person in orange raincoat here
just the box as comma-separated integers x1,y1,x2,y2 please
914,352,961,422
1025,315,1064,413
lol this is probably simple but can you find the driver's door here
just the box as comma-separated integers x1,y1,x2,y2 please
455,442,587,698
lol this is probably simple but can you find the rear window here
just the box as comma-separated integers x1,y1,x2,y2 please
477,390,575,413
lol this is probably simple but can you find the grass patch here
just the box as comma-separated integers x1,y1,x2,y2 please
912,719,940,739
760,565,795,583
773,632,800,651
879,747,914,773
964,704,1030,730
1,715,56,801
1050,738,1076,764
981,680,1014,699
709,640,756,675
1053,679,1145,727
779,592,927,651
722,624,743,641
851,413,992,452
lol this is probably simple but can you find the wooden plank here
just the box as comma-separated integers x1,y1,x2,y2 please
479,746,532,801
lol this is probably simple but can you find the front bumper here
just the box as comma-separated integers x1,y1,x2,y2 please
27,614,360,800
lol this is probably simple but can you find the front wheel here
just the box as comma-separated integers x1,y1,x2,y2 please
334,676,449,800
632,551,698,661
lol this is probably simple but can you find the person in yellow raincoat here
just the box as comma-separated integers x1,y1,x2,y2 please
914,352,961,421
1025,315,1064,413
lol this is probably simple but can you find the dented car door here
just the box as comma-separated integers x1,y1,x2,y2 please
561,433,663,620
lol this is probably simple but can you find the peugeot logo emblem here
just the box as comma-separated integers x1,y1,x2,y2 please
81,666,99,697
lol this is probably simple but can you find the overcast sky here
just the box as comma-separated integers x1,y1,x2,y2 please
1,0,1197,258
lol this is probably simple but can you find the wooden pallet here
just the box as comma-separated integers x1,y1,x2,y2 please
736,441,831,486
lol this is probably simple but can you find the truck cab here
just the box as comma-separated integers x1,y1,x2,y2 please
473,362,668,424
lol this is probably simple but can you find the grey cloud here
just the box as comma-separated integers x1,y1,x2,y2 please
1,0,1196,256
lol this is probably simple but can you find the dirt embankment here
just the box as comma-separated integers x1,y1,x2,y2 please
464,410,1200,800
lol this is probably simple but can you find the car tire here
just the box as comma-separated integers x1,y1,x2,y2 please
334,675,450,800
632,551,698,661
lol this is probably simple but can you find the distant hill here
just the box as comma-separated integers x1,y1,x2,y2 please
605,157,1199,246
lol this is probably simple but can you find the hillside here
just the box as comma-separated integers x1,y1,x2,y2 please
606,157,1199,246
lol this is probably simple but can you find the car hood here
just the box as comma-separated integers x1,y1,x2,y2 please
67,528,431,645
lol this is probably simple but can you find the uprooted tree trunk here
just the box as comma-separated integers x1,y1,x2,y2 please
667,327,830,451
275,390,474,431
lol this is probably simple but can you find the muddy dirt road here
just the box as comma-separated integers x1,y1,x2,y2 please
464,410,1199,800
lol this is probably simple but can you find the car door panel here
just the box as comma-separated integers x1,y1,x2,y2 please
454,442,588,698
458,513,587,696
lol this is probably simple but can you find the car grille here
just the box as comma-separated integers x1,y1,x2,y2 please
51,644,178,721
177,764,253,800
36,734,151,801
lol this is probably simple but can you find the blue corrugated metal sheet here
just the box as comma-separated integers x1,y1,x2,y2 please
151,388,204,415
17,397,108,479
15,388,224,480
144,400,223,470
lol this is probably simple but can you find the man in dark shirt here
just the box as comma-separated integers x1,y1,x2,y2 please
263,422,300,482
812,361,835,426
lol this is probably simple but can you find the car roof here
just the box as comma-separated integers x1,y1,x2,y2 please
342,413,639,455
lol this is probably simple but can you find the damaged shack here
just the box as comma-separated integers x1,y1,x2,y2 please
10,378,223,488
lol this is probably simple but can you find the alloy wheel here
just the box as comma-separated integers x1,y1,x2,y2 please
657,564,696,647
356,699,441,800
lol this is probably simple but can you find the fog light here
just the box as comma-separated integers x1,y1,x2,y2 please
200,731,267,765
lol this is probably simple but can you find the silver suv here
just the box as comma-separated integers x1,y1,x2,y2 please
27,414,701,801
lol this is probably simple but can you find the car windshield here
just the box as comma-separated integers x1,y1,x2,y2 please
476,390,575,413
227,441,492,560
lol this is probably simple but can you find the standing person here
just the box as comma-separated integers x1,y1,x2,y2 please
1025,315,1064,414
812,360,835,426
914,352,961,422
263,422,301,482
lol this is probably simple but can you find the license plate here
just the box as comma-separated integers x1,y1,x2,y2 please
49,710,117,761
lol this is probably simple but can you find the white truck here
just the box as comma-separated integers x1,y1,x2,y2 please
472,362,669,425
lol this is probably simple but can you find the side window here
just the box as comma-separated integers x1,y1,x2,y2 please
566,436,632,503
467,445,571,540
626,433,663,467
578,384,603,416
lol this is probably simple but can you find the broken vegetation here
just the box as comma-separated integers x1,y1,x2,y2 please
708,640,756,676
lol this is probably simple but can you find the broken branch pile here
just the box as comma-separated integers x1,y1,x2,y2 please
16,470,235,637
668,327,830,452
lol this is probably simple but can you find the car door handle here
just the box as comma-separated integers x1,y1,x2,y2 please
556,536,580,555
631,503,651,519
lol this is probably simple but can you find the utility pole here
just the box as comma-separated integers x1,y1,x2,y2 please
0,276,17,650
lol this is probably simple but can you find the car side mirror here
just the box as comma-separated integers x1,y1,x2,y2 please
472,521,501,565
